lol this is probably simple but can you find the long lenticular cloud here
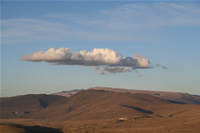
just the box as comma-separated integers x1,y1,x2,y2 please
22,47,151,74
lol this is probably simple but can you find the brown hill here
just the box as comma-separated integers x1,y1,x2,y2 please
0,124,62,133
52,89,81,97
3,90,193,121
0,94,67,119
1,90,200,121
89,87,200,104
51,90,200,121
54,90,172,120
1,90,200,133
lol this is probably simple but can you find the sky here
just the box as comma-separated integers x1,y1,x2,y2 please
1,1,200,97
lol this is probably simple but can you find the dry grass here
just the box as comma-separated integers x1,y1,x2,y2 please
0,123,63,133
1,109,200,133
1,89,200,133
0,125,25,133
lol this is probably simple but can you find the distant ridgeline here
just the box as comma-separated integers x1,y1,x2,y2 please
0,87,200,121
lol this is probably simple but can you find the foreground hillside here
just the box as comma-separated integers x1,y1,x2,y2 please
1,89,200,132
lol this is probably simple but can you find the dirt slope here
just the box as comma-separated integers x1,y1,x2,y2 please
89,87,200,104
0,94,67,119
1,90,200,121
1,90,200,132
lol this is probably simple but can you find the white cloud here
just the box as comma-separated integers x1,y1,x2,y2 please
22,47,122,66
133,55,150,68
22,47,152,74
110,55,150,69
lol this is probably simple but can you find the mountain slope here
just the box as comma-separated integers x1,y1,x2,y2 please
89,87,200,104
1,90,200,121
55,90,171,120
1,90,200,133
0,94,67,119
27,90,189,121
52,89,81,97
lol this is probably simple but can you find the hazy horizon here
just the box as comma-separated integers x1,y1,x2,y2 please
1,1,200,97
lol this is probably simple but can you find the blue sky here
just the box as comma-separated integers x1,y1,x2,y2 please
1,1,200,97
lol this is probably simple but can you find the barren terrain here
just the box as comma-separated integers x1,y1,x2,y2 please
1,88,200,133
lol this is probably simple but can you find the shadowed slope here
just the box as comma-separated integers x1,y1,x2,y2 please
1,90,200,133
121,105,154,114
0,124,63,133
35,90,173,121
1,90,200,121
0,94,67,119
0,94,67,110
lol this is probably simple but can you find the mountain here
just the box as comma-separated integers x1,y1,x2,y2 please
50,90,172,121
89,87,200,104
51,87,200,104
0,94,67,119
51,89,82,97
1,89,200,133
1,89,199,121
48,90,200,121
